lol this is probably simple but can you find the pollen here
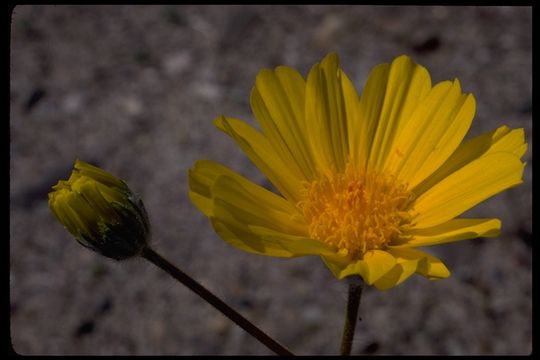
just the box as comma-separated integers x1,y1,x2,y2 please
299,162,414,259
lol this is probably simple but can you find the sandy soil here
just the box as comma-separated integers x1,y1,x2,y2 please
10,5,531,355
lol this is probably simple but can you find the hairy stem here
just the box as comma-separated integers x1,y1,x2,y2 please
141,246,293,356
340,276,364,356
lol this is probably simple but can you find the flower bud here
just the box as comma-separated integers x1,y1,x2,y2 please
48,159,150,260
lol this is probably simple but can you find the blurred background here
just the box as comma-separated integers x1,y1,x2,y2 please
10,5,531,355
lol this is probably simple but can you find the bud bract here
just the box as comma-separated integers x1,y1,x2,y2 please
48,159,150,260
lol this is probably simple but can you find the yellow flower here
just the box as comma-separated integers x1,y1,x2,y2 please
188,53,527,289
49,159,150,260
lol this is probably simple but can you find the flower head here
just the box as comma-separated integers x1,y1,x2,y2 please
49,159,150,260
189,53,526,289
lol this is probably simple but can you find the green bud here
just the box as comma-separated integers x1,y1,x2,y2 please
48,159,150,260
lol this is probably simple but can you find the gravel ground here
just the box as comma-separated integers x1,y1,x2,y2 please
10,5,532,355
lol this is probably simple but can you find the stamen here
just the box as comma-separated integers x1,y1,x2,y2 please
299,162,414,259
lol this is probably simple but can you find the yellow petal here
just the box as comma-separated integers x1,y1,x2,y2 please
340,69,361,166
92,181,125,204
211,217,296,257
189,191,213,217
61,192,98,238
390,218,501,248
384,79,476,189
413,126,527,196
352,63,389,170
322,250,396,284
50,198,93,248
78,181,119,222
212,175,307,236
214,115,304,202
373,248,426,290
251,66,317,180
373,263,418,290
188,160,303,225
305,53,350,172
49,192,76,233
366,55,432,171
210,198,332,258
489,127,528,157
412,152,525,228
393,248,450,280
248,225,337,256
188,160,242,217
415,251,451,280
75,159,127,191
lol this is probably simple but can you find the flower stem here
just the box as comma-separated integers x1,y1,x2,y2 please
140,246,294,356
340,276,364,356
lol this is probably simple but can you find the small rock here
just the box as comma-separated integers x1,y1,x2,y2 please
194,82,221,100
207,316,229,336
162,51,192,76
120,97,143,116
302,305,322,323
313,14,343,48
62,93,83,114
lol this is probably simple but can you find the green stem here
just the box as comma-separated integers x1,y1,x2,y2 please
140,246,294,356
340,276,364,356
